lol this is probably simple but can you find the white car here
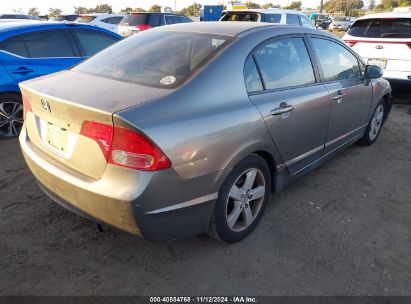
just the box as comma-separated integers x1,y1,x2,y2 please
329,16,355,31
75,13,126,33
343,13,411,83
219,9,315,28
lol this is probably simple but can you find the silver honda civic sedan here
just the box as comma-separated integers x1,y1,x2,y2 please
19,22,392,243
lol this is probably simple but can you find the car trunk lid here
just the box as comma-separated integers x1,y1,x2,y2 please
20,70,170,180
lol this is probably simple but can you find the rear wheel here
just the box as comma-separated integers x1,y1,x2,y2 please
0,93,23,138
360,100,386,146
209,154,271,243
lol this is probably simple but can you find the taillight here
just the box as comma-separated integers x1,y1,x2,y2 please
407,43,411,50
80,121,113,161
22,94,32,119
344,40,357,47
80,120,171,171
136,24,152,31
109,127,171,171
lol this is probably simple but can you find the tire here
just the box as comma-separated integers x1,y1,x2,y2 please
360,100,386,146
209,154,271,243
0,93,23,138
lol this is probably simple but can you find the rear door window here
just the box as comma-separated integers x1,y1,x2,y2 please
311,38,361,81
253,37,315,90
286,14,301,25
102,17,124,24
148,14,161,26
220,12,259,22
178,16,192,23
24,30,76,58
244,56,263,92
71,29,119,56
165,15,180,24
1,30,76,58
348,18,411,38
0,35,28,57
124,14,148,26
264,14,282,23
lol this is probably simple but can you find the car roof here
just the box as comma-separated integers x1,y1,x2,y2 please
152,21,323,37
222,8,307,16
357,12,411,20
0,21,122,39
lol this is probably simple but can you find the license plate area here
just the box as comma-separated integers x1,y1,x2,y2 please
47,122,68,152
368,58,387,69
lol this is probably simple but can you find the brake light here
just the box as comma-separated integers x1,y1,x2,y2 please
408,43,411,50
109,127,171,171
80,121,113,161
344,40,358,47
80,120,171,171
136,24,152,31
22,95,32,119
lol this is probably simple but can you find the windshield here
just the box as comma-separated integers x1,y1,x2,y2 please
220,12,259,22
74,31,232,88
348,18,411,38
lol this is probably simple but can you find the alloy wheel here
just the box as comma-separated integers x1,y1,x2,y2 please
0,101,23,137
369,104,384,141
226,168,266,232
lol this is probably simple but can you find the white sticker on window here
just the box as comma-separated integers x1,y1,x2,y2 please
160,75,176,85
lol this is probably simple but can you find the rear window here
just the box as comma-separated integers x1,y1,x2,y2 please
220,12,259,22
74,31,232,88
348,18,411,38
76,16,97,23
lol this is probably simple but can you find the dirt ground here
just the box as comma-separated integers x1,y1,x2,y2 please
0,103,410,296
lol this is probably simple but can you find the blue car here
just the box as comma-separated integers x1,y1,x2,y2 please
0,21,122,137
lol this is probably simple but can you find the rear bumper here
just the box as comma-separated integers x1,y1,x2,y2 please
20,126,223,241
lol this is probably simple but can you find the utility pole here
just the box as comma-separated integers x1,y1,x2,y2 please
320,0,324,13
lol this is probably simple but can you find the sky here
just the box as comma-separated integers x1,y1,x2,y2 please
0,0,323,14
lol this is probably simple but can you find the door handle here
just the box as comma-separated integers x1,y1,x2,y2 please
270,103,294,116
331,90,345,103
11,67,34,75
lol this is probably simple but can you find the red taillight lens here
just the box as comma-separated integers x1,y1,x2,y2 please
407,43,411,50
136,24,152,31
109,127,171,171
80,121,113,161
344,40,357,47
22,95,32,119
80,120,171,171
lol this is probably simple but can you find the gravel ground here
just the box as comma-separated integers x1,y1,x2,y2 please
0,104,410,296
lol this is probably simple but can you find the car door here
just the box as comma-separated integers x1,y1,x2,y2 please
308,36,372,153
246,36,331,175
0,29,81,84
69,29,121,58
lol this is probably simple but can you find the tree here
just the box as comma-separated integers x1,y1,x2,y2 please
74,7,89,14
323,0,364,14
48,8,62,17
284,1,302,10
149,5,162,12
93,4,113,13
398,0,411,6
262,3,276,9
121,7,145,13
179,3,202,16
12,8,24,14
27,7,40,16
369,0,375,9
244,2,261,9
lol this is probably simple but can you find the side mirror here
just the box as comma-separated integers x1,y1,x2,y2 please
365,65,383,79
